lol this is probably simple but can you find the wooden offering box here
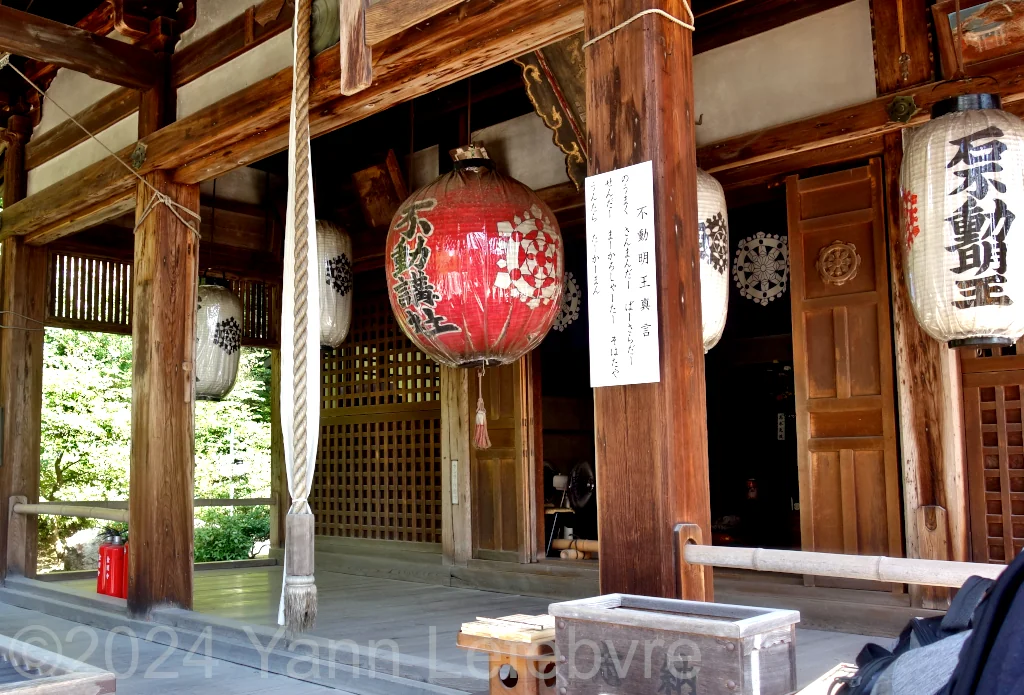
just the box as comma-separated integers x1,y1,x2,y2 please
549,594,799,695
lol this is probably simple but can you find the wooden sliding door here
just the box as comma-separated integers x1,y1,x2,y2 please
470,358,538,563
786,161,903,576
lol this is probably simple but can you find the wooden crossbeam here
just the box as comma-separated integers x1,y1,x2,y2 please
0,6,161,89
697,58,1024,175
0,0,583,245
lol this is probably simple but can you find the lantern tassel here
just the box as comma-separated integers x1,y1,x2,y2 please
474,368,491,450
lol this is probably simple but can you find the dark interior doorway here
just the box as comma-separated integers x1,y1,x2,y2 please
537,227,599,559
705,192,801,550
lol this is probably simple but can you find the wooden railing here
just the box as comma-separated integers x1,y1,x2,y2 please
674,523,1004,600
8,496,276,526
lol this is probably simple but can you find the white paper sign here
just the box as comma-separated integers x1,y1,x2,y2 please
585,161,661,388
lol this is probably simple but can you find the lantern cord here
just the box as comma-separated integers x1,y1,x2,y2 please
474,367,492,450
581,6,694,50
0,53,201,241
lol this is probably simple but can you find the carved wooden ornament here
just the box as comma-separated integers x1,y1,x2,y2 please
817,240,861,286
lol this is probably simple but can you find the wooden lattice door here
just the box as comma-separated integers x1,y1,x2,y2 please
962,346,1024,564
786,162,903,575
312,276,443,543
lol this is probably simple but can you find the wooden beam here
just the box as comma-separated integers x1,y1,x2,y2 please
0,116,46,581
25,88,139,171
697,58,1024,175
587,0,711,600
128,24,196,616
0,0,583,244
882,132,967,608
0,6,161,89
364,0,469,44
175,0,583,184
870,0,932,94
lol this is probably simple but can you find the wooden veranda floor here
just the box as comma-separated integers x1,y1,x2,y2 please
3,566,881,693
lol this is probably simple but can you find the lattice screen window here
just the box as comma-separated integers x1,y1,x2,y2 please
46,249,279,346
313,288,442,543
973,384,1024,563
48,251,133,334
321,287,441,409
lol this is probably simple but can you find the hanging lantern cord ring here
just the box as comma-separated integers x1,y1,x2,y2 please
474,366,492,450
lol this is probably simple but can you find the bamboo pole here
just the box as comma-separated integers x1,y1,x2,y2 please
13,503,129,524
682,543,1003,588
551,538,599,553
12,498,276,524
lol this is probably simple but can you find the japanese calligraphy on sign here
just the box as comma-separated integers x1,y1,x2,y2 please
942,125,1016,309
585,161,661,387
389,199,461,338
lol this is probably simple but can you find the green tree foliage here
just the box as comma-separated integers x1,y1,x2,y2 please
193,506,270,562
39,330,132,568
40,328,273,569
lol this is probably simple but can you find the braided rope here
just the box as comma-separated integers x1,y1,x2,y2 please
290,0,313,513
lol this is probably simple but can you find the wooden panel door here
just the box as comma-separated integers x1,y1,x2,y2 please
470,360,535,562
786,161,903,572
961,347,1024,564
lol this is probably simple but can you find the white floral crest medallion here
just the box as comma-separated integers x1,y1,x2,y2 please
553,271,582,332
733,232,790,306
494,205,562,309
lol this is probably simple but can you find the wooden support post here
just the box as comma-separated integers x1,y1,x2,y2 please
269,349,287,559
339,0,372,95
441,366,473,566
128,20,197,615
883,131,967,608
0,115,45,581
585,0,712,600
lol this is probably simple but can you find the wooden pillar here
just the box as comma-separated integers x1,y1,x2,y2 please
128,18,197,614
269,349,286,558
883,132,967,610
0,115,46,580
585,1,711,599
441,366,472,566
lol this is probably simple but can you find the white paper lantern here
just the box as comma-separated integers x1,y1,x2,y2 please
697,169,730,352
317,220,353,348
901,94,1024,347
196,282,243,401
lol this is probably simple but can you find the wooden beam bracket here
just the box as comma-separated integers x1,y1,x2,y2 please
675,523,707,602
339,0,373,95
0,5,162,89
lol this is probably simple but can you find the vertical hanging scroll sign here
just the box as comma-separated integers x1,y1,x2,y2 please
585,161,661,387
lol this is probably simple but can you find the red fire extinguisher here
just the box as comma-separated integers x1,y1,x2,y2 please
97,535,127,599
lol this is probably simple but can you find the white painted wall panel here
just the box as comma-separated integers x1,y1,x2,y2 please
177,33,292,120
27,114,139,196
472,112,570,190
693,0,876,146
176,0,291,120
32,71,120,138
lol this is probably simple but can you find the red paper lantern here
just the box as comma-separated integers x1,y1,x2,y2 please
385,150,565,368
